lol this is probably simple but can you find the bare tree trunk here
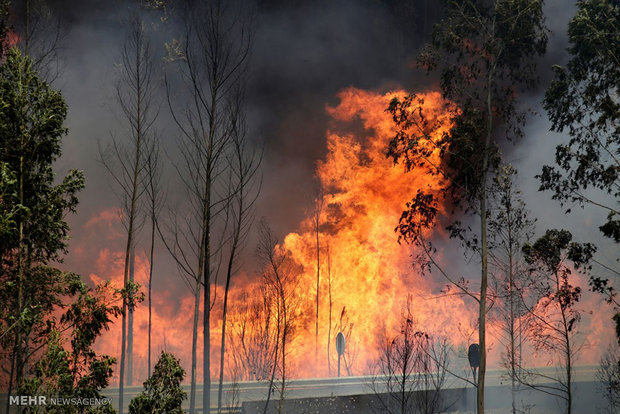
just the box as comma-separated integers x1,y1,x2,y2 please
145,139,161,381
313,193,322,373
127,243,135,386
279,292,287,414
148,237,153,379
326,244,332,376
264,304,280,414
164,4,252,411
218,113,261,411
189,279,201,414
477,59,496,414
204,286,211,413
218,251,234,412
506,189,518,414
99,16,155,411
557,272,573,414
509,237,517,414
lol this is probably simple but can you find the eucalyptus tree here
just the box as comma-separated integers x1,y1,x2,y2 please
144,136,163,380
216,87,262,412
0,48,84,412
163,1,252,411
521,229,593,414
540,0,620,345
488,165,536,414
387,1,547,412
541,0,620,244
99,13,157,412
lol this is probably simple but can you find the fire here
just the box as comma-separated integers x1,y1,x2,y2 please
85,88,474,384
248,88,471,378
83,87,614,386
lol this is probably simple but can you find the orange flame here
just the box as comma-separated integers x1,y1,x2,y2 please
85,87,613,386
225,88,474,379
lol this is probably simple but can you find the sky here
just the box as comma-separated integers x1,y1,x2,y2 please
7,0,618,383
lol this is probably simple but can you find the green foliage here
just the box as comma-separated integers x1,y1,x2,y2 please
540,0,620,242
16,279,122,413
387,0,547,243
540,1,619,347
0,48,84,262
0,0,9,56
522,229,591,330
0,47,86,397
128,351,187,414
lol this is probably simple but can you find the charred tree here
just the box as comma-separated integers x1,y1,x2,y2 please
256,221,300,414
99,14,157,412
217,88,262,412
370,296,449,414
163,2,252,411
311,185,324,374
144,136,163,379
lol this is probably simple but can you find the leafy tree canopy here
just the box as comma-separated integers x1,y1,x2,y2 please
541,0,620,242
388,0,548,243
0,47,86,402
128,351,187,414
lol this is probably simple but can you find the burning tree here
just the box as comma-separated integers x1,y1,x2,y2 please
256,220,301,414
229,287,278,381
387,2,547,412
370,296,450,414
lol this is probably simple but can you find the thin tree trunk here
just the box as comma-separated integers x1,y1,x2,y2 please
218,211,242,411
264,295,281,414
478,183,488,414
203,102,215,414
148,212,155,378
204,238,211,414
116,20,145,412
189,279,201,413
326,245,332,376
510,255,516,414
127,243,135,386
315,215,320,373
279,294,287,414
507,187,517,414
477,50,497,414
557,272,572,414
